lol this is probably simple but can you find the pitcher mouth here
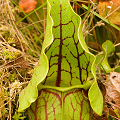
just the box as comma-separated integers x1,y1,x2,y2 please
38,79,94,92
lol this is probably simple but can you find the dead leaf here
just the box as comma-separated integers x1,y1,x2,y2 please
19,0,37,13
93,106,119,120
92,106,109,120
105,72,120,115
99,0,120,25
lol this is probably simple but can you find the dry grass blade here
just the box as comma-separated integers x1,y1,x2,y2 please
0,0,43,119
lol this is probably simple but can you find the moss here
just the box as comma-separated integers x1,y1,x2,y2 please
2,49,21,61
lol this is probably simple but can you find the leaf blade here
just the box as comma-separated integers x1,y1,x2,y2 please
18,0,53,112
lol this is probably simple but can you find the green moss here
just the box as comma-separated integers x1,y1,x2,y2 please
2,49,21,60
9,73,16,82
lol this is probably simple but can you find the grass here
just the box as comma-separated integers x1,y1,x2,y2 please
0,0,120,119
0,0,46,119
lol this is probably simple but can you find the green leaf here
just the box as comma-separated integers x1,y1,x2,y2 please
95,40,120,73
95,53,104,71
101,40,115,73
28,89,92,120
12,112,26,120
88,81,103,116
18,0,52,111
114,66,120,73
18,0,103,117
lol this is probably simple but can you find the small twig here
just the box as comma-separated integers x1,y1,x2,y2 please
114,43,120,47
